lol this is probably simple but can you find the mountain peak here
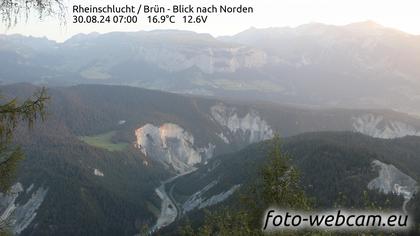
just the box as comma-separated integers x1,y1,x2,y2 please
346,20,384,29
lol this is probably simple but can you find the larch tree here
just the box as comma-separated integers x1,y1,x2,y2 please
0,0,62,192
0,0,60,232
0,88,49,233
1,0,65,28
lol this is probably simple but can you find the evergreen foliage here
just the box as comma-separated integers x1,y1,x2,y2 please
0,88,49,233
178,135,312,235
0,0,65,28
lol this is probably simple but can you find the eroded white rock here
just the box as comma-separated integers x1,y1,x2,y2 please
217,132,230,144
353,114,420,139
182,180,219,213
182,180,240,213
368,160,417,199
198,185,241,209
94,169,104,177
134,123,214,173
138,46,267,74
211,103,274,143
368,160,418,211
0,183,48,234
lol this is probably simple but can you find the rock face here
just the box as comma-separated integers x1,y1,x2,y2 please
0,183,48,234
368,160,417,211
134,123,214,173
182,180,240,214
139,46,267,74
352,114,420,139
211,103,274,143
94,169,104,177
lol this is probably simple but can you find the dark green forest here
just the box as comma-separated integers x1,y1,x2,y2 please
166,132,420,235
0,84,418,235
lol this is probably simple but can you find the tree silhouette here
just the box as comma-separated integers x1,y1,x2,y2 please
1,0,65,28
178,135,312,235
0,87,49,233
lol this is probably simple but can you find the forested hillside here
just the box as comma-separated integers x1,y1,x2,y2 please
0,84,419,235
164,132,420,234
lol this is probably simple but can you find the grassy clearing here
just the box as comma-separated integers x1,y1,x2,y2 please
79,131,129,152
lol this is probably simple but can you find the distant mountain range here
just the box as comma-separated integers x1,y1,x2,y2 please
1,20,420,235
1,21,420,114
0,84,419,235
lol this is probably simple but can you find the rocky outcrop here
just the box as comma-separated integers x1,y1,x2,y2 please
94,169,104,177
182,180,240,213
134,123,215,173
0,183,48,235
368,160,417,211
211,103,274,144
352,114,420,139
217,132,230,144
138,46,267,74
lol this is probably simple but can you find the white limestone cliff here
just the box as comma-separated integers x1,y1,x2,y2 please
211,103,274,144
182,180,241,213
353,114,420,139
137,46,267,74
0,183,48,234
368,160,418,211
134,123,215,173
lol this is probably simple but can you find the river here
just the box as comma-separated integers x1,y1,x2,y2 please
150,169,195,232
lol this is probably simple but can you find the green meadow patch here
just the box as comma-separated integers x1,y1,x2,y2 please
79,131,129,152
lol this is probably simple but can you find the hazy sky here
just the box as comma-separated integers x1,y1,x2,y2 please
1,0,419,41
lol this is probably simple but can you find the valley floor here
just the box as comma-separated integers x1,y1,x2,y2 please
151,170,195,232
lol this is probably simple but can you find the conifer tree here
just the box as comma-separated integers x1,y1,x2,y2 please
0,88,49,233
179,135,312,235
1,0,65,28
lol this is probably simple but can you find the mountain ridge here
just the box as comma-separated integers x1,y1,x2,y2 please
2,20,418,44
2,21,420,114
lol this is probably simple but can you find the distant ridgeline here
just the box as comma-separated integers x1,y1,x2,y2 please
2,23,420,114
